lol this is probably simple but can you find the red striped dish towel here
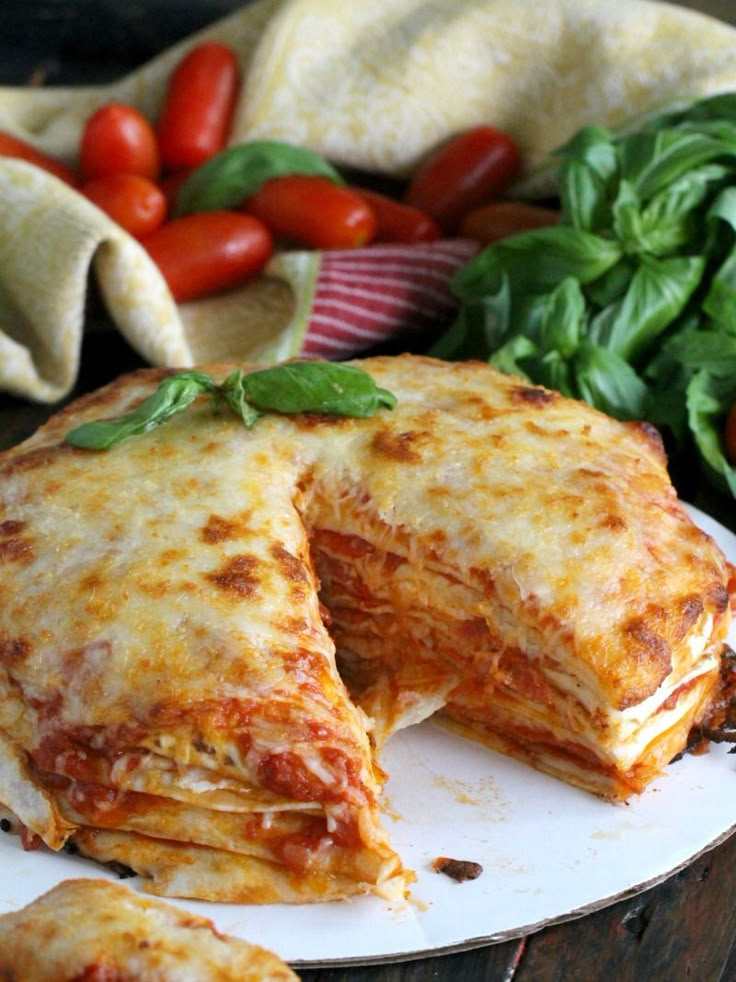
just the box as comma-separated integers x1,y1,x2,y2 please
291,239,479,358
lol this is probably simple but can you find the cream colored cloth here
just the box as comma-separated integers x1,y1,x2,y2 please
3,0,736,401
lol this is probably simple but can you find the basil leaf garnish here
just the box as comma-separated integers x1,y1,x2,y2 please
64,362,396,451
234,361,397,417
64,371,217,449
174,141,344,217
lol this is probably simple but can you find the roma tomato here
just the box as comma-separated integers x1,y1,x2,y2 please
244,175,376,249
0,132,78,186
460,200,559,244
81,173,167,238
157,42,240,171
353,188,440,243
80,103,160,180
140,210,272,302
405,125,521,233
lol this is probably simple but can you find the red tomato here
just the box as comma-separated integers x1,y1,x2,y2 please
80,103,160,181
157,42,240,171
405,125,522,233
0,131,79,186
244,175,376,249
353,188,440,243
140,210,272,302
460,200,559,244
81,173,167,238
725,403,736,465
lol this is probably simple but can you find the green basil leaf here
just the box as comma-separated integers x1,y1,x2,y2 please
590,254,705,362
643,351,691,446
573,341,650,420
555,125,618,182
706,184,736,235
664,327,736,375
452,227,622,301
584,257,635,307
685,369,736,495
703,248,736,331
611,179,644,253
431,274,513,360
618,129,730,201
557,159,610,232
64,371,216,449
556,126,618,231
670,118,736,152
652,93,736,130
540,277,584,358
587,298,623,349
636,163,728,255
534,350,576,398
488,335,537,378
218,371,262,428
239,361,397,417
174,140,344,216
702,188,736,329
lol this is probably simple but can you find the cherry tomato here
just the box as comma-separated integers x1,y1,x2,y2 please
0,132,79,186
405,125,521,233
244,175,376,249
80,103,160,180
353,188,440,243
140,210,272,302
157,42,240,171
460,200,559,244
81,173,167,238
725,403,736,465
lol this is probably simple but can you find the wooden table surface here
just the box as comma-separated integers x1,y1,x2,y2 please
2,2,736,979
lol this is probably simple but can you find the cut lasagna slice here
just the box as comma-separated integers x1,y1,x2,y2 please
300,357,734,800
0,354,732,904
0,878,297,981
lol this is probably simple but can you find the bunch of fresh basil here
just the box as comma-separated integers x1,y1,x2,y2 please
434,93,736,497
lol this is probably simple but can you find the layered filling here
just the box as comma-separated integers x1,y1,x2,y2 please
0,682,404,902
309,522,728,801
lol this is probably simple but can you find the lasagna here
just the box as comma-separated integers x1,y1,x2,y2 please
0,878,297,980
0,355,731,902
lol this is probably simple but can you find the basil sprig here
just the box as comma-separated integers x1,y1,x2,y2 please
174,140,344,217
432,92,736,496
64,362,396,451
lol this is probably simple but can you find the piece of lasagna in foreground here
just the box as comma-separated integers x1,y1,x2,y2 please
0,355,731,902
0,878,297,981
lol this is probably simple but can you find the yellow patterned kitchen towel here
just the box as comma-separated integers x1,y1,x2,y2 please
3,0,736,401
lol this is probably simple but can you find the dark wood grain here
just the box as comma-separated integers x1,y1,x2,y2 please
3,3,736,980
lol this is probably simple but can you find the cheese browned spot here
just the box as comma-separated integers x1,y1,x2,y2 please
201,514,243,543
0,354,731,904
205,555,262,599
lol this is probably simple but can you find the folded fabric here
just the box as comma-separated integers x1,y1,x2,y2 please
3,0,736,401
273,239,479,359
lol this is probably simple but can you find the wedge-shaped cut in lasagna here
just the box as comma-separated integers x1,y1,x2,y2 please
0,355,731,902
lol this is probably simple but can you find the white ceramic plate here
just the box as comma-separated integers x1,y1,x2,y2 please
2,504,735,968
